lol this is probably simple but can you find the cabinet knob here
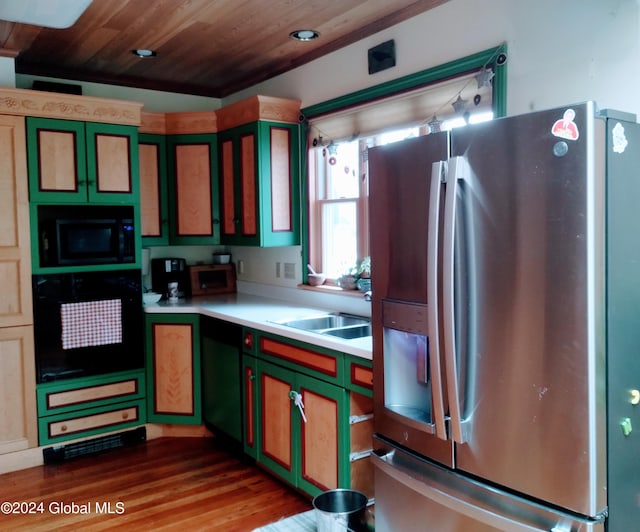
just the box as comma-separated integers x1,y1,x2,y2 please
249,373,256,381
60,425,67,432
122,412,129,420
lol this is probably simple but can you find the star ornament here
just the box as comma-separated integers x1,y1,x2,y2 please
452,95,467,114
475,68,495,89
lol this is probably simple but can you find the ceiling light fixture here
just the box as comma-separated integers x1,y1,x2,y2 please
289,30,320,42
131,49,157,58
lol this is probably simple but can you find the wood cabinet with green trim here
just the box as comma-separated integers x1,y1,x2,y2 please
138,111,220,246
26,117,139,205
36,369,146,446
245,329,373,499
138,133,169,245
167,133,220,245
218,121,300,247
145,313,201,424
217,96,301,247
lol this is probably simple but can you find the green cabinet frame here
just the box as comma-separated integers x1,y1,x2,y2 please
166,133,220,245
138,133,169,246
145,313,202,424
35,369,146,445
26,117,140,205
218,120,300,247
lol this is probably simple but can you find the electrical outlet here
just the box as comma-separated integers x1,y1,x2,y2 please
276,262,281,278
238,260,244,274
284,262,296,280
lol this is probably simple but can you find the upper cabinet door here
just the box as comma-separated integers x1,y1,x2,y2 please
167,133,220,245
27,117,87,204
26,117,138,205
219,120,300,247
139,133,169,245
85,122,139,204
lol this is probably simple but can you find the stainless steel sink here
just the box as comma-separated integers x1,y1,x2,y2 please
277,313,369,331
272,312,372,339
322,324,372,339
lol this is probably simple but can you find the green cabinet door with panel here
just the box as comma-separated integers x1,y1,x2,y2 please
166,133,220,245
256,358,349,498
145,313,201,424
27,117,139,205
218,120,300,247
138,133,169,245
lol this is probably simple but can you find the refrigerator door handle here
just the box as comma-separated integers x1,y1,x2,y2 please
427,160,447,440
442,156,468,443
370,441,600,532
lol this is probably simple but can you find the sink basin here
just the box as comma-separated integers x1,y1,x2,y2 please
322,324,372,339
275,313,370,332
272,312,372,339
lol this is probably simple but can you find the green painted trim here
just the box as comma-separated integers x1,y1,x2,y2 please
301,45,507,119
299,45,508,283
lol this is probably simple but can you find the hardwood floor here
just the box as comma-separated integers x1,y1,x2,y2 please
0,437,312,531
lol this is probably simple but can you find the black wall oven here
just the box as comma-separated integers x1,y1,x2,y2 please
32,269,143,383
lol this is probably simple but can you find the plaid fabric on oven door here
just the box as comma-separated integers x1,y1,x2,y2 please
60,299,123,350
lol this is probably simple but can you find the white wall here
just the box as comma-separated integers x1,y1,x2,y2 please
225,0,640,118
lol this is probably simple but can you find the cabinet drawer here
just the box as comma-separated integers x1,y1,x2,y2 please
345,356,373,396
37,371,145,416
39,400,145,445
259,333,343,385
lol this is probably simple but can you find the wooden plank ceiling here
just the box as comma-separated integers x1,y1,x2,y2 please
0,0,449,98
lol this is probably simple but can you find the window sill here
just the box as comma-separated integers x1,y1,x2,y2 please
297,284,367,298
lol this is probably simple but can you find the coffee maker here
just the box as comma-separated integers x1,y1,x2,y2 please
151,258,189,299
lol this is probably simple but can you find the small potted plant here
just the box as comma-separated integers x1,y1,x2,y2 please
339,257,371,291
356,256,371,292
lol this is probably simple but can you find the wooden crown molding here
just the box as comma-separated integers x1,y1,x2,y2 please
0,87,142,125
217,95,301,131
140,110,217,135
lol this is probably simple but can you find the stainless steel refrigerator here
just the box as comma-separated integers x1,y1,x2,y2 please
368,101,640,531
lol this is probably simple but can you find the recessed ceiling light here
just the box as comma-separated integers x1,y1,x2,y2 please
131,49,157,58
289,30,320,42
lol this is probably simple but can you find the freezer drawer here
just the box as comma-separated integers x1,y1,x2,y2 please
372,436,604,532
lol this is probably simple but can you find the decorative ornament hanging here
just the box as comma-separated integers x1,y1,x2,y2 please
452,95,467,114
474,68,495,89
428,115,442,134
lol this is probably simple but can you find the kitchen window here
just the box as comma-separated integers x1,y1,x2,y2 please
304,46,506,286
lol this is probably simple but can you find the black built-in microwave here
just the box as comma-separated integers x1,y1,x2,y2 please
39,206,136,267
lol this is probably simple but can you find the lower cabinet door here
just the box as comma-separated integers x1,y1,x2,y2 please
146,314,201,424
257,361,296,486
297,372,348,496
242,354,258,459
256,359,348,497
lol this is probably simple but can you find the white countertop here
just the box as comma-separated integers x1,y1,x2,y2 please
144,292,372,360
